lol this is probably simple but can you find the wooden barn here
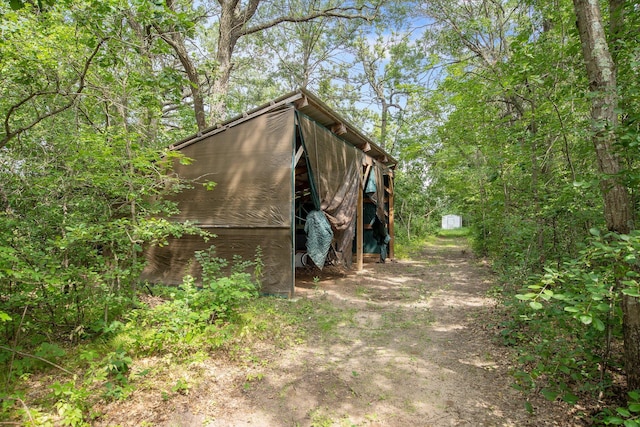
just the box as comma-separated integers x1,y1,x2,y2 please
142,89,397,297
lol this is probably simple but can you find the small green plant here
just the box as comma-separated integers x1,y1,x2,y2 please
99,348,134,401
194,246,260,321
117,247,263,360
50,381,91,426
506,230,640,405
600,390,640,425
171,378,190,395
309,408,334,427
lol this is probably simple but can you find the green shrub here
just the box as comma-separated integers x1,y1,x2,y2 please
507,229,640,404
123,247,260,357
193,246,261,321
600,390,640,426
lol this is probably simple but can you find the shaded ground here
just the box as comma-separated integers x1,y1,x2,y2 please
100,237,585,426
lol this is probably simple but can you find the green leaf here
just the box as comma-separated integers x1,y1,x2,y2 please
622,288,640,297
564,306,580,313
9,0,24,10
524,401,534,414
623,420,639,427
579,315,593,325
629,403,640,413
617,408,632,417
529,301,543,310
593,318,605,331
562,393,579,404
589,228,601,237
541,389,559,401
0,312,11,322
203,180,217,191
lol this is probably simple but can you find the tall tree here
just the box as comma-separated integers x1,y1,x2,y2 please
572,0,640,391
210,0,380,121
348,31,428,152
0,0,201,344
255,15,360,92
150,0,381,129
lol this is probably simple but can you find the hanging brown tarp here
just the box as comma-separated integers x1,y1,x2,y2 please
364,159,387,222
141,107,295,296
298,114,365,266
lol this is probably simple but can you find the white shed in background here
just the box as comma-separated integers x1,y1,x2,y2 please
442,214,462,229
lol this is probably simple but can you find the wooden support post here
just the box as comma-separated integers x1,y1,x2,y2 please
363,163,372,184
388,177,395,260
294,145,305,166
356,174,364,271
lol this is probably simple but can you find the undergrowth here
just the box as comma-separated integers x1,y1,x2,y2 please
436,227,471,238
396,227,471,259
493,229,640,425
0,246,352,426
0,247,259,425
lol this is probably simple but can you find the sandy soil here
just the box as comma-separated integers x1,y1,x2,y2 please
99,237,586,426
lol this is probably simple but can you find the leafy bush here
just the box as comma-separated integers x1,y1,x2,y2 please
193,246,261,321
506,229,640,403
124,247,260,357
600,390,640,426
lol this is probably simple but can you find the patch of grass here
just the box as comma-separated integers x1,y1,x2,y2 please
395,237,432,259
267,297,356,339
365,412,380,422
396,229,471,259
355,285,368,297
436,227,471,238
309,407,335,427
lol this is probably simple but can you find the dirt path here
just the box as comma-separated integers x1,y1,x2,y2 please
102,237,580,426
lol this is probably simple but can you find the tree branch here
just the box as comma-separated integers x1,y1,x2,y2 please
0,38,108,149
0,345,73,376
154,27,207,130
242,5,378,37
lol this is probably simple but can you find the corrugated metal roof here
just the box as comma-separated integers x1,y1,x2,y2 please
170,88,397,168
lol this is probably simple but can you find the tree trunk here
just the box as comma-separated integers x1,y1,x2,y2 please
168,31,207,131
380,100,388,150
154,0,208,131
573,0,639,391
210,2,236,123
623,295,640,390
210,0,260,123
210,36,235,123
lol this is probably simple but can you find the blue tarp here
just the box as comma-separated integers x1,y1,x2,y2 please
365,168,377,194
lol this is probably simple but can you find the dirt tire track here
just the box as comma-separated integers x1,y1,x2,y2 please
203,237,580,426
